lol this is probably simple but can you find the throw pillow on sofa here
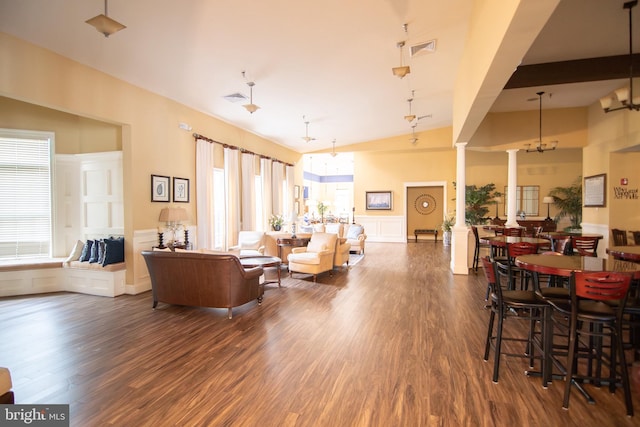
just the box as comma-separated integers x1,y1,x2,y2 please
79,240,94,262
88,240,100,263
64,240,85,263
346,225,363,240
102,237,125,266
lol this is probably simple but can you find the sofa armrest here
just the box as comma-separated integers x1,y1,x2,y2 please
242,266,264,280
291,247,307,254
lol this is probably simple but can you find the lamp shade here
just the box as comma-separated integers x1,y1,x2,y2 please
159,207,188,222
85,14,126,37
543,196,554,204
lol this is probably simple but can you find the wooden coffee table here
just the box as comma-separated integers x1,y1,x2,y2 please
240,256,282,287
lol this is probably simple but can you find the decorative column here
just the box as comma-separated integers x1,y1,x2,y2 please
451,142,469,275
505,149,519,227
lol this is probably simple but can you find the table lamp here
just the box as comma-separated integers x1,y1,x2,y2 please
159,207,189,246
543,196,554,221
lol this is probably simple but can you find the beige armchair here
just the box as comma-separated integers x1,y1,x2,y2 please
287,232,337,282
228,231,265,257
334,237,351,269
343,224,366,255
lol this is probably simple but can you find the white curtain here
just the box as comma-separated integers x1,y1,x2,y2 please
241,152,256,230
224,147,241,249
261,158,273,230
285,165,295,219
272,161,284,216
196,139,214,249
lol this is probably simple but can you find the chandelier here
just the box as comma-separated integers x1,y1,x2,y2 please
525,91,557,153
599,1,639,113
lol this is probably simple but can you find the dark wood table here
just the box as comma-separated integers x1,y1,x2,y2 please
515,254,640,279
606,245,640,263
276,237,310,263
479,236,550,248
239,255,282,287
538,231,603,239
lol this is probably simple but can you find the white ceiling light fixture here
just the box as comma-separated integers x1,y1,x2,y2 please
409,124,418,145
301,116,316,142
600,0,640,113
331,139,337,157
525,91,558,153
405,91,416,122
392,24,411,79
241,71,260,114
85,0,126,38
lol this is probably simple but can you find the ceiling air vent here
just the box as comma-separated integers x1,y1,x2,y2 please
410,39,436,58
223,92,248,103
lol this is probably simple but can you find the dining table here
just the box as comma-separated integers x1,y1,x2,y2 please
606,245,640,263
515,254,640,279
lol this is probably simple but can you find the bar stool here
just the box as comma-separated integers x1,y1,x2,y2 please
612,228,628,246
571,236,599,257
558,271,633,416
482,256,550,385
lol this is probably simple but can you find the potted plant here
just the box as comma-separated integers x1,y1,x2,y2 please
441,212,455,246
549,177,582,231
454,182,502,225
269,214,285,231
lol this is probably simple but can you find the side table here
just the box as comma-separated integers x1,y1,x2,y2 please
239,256,282,287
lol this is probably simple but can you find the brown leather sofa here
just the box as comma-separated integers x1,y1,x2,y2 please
141,251,264,319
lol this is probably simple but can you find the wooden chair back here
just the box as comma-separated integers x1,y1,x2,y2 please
612,229,628,246
572,236,599,257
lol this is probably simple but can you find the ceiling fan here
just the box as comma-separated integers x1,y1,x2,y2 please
301,116,316,143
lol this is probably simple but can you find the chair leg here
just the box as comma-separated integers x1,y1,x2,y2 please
563,320,579,409
227,307,233,319
615,325,634,416
484,309,496,361
493,308,505,383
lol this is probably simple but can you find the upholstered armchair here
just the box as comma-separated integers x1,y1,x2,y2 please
333,238,351,269
343,224,366,255
228,231,265,257
287,232,337,282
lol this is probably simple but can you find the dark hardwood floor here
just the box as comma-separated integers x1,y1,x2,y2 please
1,242,639,426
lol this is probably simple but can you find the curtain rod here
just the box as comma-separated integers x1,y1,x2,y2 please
193,133,294,167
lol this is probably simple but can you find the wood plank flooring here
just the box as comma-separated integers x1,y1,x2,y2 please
1,242,639,426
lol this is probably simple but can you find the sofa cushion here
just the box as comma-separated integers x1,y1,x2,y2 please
79,240,94,262
346,225,363,240
88,240,101,263
240,239,261,250
64,240,85,263
288,252,321,265
324,223,342,235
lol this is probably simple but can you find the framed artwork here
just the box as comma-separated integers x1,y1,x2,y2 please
584,173,606,207
294,185,300,199
151,174,170,202
366,191,392,210
173,177,190,203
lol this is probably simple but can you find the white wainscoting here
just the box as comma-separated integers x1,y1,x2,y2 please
581,222,609,258
355,215,406,243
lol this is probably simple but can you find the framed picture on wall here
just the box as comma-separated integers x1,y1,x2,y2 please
366,191,392,210
151,174,170,202
173,177,190,203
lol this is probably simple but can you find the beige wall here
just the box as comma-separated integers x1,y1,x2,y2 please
0,33,301,285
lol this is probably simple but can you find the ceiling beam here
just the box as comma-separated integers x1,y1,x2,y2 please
504,54,640,89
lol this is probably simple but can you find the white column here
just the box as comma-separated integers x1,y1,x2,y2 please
505,149,519,227
451,142,469,275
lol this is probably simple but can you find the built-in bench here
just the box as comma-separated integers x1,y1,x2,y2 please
0,259,126,298
414,229,438,242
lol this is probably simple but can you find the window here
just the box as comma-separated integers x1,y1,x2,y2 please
0,129,54,259
255,175,263,231
504,185,539,216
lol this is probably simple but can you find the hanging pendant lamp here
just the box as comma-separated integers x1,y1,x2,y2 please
86,0,126,38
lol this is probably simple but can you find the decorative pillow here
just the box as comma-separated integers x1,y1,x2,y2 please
88,239,101,263
79,240,94,262
97,240,106,265
240,240,260,249
102,237,125,266
64,240,85,263
346,225,363,240
307,240,327,253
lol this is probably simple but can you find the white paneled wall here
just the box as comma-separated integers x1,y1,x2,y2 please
356,215,405,243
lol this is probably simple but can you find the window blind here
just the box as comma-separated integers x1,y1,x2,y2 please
0,132,52,259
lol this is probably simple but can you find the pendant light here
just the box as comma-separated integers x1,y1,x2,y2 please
86,0,126,38
301,116,316,142
331,139,337,157
405,91,416,122
241,71,260,114
392,24,411,79
525,91,557,153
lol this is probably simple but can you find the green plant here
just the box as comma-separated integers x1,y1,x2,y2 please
454,182,502,225
269,214,285,229
441,212,455,232
317,202,328,217
549,177,582,230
